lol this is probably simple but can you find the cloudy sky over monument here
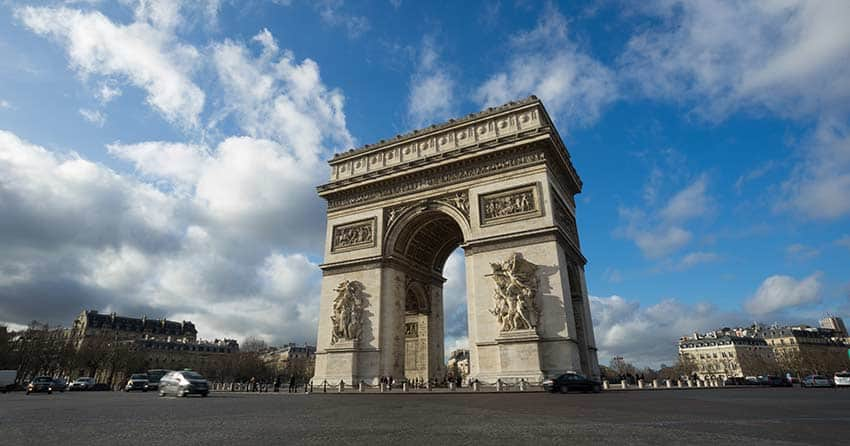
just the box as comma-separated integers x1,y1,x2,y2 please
1,0,849,367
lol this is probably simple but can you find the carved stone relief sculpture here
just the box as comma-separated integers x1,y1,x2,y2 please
487,253,540,332
331,218,376,253
479,184,541,226
330,280,364,344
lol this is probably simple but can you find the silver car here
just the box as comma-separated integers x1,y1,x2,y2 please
801,374,833,388
158,371,209,397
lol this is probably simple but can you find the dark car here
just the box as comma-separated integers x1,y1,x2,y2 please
124,373,150,392
765,375,792,387
145,369,171,391
26,376,55,395
158,370,209,397
542,372,602,394
52,378,67,392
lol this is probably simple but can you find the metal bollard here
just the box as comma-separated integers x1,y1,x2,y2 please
338,380,344,392
496,379,503,392
449,382,455,391
652,379,659,389
621,381,628,390
665,379,672,389
638,380,645,389
359,381,365,392
603,380,609,390
403,382,409,392
473,381,479,392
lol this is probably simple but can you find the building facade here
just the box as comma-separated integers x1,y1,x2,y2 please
763,324,849,375
678,327,776,380
261,343,316,377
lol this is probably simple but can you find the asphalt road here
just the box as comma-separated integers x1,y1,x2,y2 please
1,387,848,445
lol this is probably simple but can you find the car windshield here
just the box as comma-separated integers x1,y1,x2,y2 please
814,375,827,379
181,372,204,379
76,378,92,382
130,374,147,379
835,373,850,378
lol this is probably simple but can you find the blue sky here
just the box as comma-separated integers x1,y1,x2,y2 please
1,0,848,367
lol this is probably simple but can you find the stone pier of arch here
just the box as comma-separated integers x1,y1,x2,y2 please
312,96,599,386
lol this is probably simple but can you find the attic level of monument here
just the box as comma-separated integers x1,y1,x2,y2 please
317,97,582,204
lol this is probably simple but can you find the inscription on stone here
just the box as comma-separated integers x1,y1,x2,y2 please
331,218,376,252
479,184,540,225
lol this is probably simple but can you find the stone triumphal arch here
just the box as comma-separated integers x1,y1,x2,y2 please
312,97,599,385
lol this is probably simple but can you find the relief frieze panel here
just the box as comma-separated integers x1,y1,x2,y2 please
479,183,542,226
331,218,376,253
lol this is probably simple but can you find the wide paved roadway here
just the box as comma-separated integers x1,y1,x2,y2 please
1,387,848,445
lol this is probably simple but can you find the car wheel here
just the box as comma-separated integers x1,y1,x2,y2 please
159,390,166,397
48,390,52,395
201,392,208,397
559,384,569,394
593,384,601,393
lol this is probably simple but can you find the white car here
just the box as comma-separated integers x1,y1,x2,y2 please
834,372,850,387
69,377,95,391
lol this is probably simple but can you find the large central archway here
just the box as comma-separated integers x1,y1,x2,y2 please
312,97,599,386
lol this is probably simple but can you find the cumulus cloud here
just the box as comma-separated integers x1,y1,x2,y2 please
475,4,617,126
619,1,850,121
6,16,352,344
591,294,736,367
744,272,822,316
407,37,456,128
17,4,205,128
678,251,719,269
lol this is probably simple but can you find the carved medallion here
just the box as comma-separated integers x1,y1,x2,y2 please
487,253,539,332
331,218,376,253
479,183,541,226
330,280,364,344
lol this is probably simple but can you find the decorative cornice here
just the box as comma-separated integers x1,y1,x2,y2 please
320,97,582,196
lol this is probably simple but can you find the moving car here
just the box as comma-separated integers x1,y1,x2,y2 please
158,370,209,397
834,372,850,387
801,375,834,388
124,374,150,392
542,372,602,394
69,377,96,391
26,376,54,395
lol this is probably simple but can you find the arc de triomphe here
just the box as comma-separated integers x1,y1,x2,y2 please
312,96,599,385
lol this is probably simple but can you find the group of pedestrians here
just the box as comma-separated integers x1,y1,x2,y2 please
247,375,300,393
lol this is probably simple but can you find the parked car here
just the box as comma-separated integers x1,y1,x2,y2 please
158,370,209,397
765,375,792,387
1,370,17,393
145,369,171,391
26,376,55,395
834,372,850,387
69,377,96,391
801,375,834,388
125,374,150,392
542,372,602,394
51,378,67,392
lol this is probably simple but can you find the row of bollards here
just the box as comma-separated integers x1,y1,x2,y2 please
602,378,727,390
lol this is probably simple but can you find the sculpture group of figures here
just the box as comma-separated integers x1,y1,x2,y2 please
330,280,363,344
334,224,373,249
488,253,539,332
483,191,533,219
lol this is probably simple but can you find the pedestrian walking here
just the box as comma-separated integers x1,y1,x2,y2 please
289,375,296,393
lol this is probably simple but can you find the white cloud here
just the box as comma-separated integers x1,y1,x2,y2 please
744,272,822,316
475,5,617,126
679,251,719,269
591,294,734,367
619,174,712,259
660,174,711,221
407,37,456,128
212,29,354,161
315,0,370,38
780,119,850,220
0,99,11,109
79,108,106,126
18,5,205,128
107,141,209,188
97,83,122,103
619,1,850,121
